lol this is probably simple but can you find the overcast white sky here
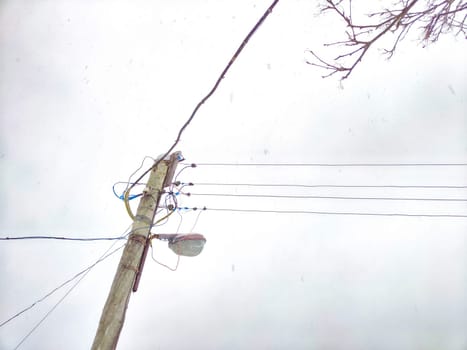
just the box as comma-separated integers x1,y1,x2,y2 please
1,0,467,349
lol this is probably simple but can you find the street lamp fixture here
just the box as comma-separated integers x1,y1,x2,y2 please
153,233,206,257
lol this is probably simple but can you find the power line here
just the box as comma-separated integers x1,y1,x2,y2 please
187,182,467,189
188,192,467,202
0,224,137,331
1,211,172,242
13,269,89,349
185,162,467,167
179,206,467,218
0,243,125,330
12,243,125,349
0,235,127,242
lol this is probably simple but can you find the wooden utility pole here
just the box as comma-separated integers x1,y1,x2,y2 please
91,152,180,350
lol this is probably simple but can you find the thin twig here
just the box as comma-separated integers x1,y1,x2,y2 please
307,0,467,80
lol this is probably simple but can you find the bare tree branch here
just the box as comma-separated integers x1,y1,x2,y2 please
307,0,467,80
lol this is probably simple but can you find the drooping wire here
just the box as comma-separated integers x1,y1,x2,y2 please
175,210,184,234
12,243,126,350
0,224,132,330
190,208,204,232
150,244,180,272
153,207,176,228
123,155,158,220
173,164,196,184
122,0,280,219
123,156,155,195
167,202,203,234
147,189,196,272
148,208,180,272
112,181,146,201
151,208,172,227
